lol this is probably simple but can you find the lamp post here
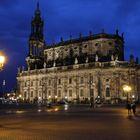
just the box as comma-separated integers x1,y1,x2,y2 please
0,52,5,70
0,52,5,98
123,85,131,103
55,95,58,103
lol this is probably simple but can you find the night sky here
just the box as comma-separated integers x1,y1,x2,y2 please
0,0,140,93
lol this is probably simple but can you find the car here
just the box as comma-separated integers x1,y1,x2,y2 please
57,100,68,105
46,101,52,108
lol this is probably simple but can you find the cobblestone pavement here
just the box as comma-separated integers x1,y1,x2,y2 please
0,104,140,140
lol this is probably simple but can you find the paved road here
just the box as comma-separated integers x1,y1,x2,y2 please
0,104,140,140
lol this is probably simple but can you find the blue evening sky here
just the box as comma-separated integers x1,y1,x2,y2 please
0,0,140,93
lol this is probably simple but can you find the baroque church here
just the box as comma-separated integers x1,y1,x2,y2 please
17,3,140,103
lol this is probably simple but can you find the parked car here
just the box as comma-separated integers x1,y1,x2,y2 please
57,100,68,105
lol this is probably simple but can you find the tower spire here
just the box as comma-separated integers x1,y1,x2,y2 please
35,1,41,16
27,1,45,70
37,1,39,11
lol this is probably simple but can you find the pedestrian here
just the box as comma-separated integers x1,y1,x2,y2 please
131,102,136,115
126,102,131,115
90,96,94,108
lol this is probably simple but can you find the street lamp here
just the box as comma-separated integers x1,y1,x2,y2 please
0,51,5,70
48,96,52,102
19,94,22,99
55,95,58,103
123,85,131,103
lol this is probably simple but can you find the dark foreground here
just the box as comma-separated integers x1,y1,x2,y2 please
0,104,140,140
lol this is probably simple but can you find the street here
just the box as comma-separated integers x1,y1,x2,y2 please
0,104,140,140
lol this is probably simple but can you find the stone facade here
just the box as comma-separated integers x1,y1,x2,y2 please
17,3,140,103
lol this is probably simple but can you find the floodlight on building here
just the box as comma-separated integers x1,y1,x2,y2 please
123,85,131,102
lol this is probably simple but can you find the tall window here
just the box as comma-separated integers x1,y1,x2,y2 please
39,91,42,97
58,90,61,97
69,78,72,84
80,89,84,97
90,75,93,82
30,91,33,97
90,89,94,96
45,92,47,98
58,79,61,85
48,80,51,86
106,87,110,97
69,90,72,97
25,82,27,87
39,81,42,86
48,90,51,96
106,79,109,82
31,81,33,86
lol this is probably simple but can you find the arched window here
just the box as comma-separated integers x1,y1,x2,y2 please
106,87,110,97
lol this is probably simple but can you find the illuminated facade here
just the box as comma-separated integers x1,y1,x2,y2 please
17,3,140,103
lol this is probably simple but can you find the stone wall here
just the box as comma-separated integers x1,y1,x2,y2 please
17,63,139,103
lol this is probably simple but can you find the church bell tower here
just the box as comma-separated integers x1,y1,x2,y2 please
26,2,45,70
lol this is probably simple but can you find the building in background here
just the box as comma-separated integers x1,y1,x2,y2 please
17,3,140,103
